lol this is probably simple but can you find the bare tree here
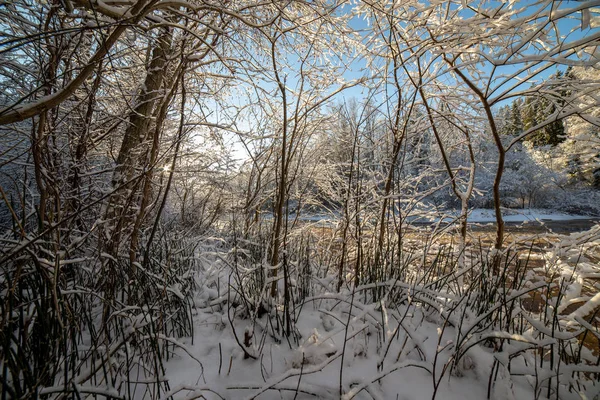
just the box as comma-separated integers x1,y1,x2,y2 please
360,0,600,248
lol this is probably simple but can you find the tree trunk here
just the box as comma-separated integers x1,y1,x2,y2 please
269,39,288,299
103,28,173,263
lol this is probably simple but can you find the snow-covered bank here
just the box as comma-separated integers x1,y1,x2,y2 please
285,208,597,226
277,208,594,220
466,208,594,223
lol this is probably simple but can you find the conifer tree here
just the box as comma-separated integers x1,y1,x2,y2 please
524,71,566,147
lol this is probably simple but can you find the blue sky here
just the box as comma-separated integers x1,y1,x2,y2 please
217,0,600,164
337,0,598,104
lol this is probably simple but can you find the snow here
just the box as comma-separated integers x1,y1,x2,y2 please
286,209,596,225
405,208,596,224
162,306,493,400
466,208,594,223
160,285,571,399
155,220,600,400
567,292,600,320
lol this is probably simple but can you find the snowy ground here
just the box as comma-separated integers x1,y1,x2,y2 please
157,217,600,400
162,298,531,400
162,283,600,400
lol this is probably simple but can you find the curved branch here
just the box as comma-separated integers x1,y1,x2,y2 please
0,0,157,126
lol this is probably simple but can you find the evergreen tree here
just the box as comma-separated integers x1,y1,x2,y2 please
499,98,524,136
528,97,565,146
521,96,538,133
524,71,566,147
498,104,512,136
